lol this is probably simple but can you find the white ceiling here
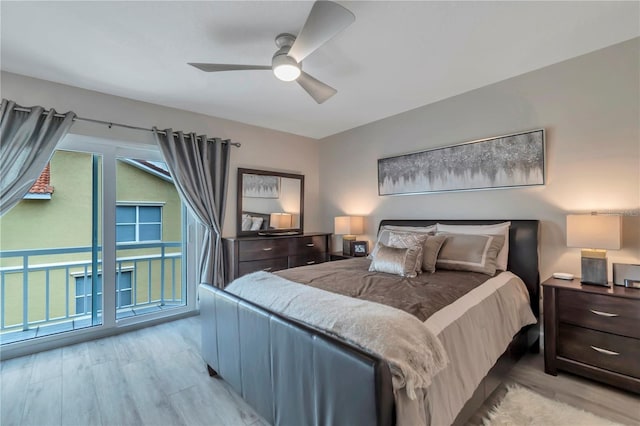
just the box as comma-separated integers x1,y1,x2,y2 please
1,1,638,139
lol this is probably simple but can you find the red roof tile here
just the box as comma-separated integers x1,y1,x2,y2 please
29,163,54,194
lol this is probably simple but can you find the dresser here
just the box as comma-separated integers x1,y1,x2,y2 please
223,233,331,284
543,277,640,393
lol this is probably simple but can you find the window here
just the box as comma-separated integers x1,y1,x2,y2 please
116,205,162,243
75,271,133,315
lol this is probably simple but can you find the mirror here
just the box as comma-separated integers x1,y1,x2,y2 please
237,168,304,236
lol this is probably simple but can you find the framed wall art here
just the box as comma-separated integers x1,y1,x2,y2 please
242,173,280,198
378,129,545,195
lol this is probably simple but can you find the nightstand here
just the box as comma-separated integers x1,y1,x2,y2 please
542,277,640,393
330,251,359,261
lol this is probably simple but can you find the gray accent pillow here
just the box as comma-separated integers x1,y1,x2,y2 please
436,222,510,271
249,216,264,231
368,242,423,278
387,231,431,273
368,225,436,259
436,233,505,276
241,214,252,231
422,234,448,273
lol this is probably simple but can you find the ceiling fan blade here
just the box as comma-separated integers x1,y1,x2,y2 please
297,72,337,104
288,1,355,63
188,63,271,72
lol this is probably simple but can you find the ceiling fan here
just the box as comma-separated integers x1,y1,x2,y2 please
188,1,355,104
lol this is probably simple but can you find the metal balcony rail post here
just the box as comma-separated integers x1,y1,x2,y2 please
22,254,28,331
160,244,166,306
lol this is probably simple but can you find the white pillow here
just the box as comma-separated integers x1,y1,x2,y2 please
369,224,436,259
436,222,510,271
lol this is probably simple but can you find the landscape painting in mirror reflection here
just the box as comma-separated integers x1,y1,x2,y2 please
243,174,280,198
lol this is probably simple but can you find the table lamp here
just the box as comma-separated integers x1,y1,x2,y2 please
334,216,364,256
566,213,621,286
270,212,293,229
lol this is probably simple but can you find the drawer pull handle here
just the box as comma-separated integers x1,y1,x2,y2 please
262,247,273,251
590,346,620,356
306,261,316,265
263,267,273,272
589,309,619,317
306,243,315,247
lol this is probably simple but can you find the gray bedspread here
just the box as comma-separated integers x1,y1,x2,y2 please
277,257,491,322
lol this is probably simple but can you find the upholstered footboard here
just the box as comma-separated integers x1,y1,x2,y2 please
199,284,395,426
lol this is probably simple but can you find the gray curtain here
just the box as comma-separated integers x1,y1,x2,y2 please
0,99,76,215
154,128,231,288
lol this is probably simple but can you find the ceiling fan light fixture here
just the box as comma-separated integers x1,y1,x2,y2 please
272,54,301,82
187,1,354,103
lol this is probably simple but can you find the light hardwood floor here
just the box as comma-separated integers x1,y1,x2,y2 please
468,351,640,426
2,316,638,426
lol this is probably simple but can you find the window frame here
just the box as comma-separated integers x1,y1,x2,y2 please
72,268,134,315
116,202,165,243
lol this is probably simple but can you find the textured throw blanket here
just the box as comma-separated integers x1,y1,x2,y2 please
226,271,449,399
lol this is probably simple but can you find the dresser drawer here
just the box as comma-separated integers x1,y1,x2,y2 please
224,233,332,284
238,239,289,261
288,254,327,268
290,235,327,256
238,257,289,276
558,323,640,379
557,289,640,339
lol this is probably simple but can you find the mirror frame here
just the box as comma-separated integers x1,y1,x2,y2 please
236,168,305,237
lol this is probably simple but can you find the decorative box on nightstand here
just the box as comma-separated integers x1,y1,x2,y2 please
542,277,640,393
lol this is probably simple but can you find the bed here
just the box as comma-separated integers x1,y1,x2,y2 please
199,219,540,426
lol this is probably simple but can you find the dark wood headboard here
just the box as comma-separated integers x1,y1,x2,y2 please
378,219,540,317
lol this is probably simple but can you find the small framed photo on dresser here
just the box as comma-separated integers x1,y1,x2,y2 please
350,241,368,257
613,263,640,289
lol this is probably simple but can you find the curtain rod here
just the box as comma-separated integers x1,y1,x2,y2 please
11,105,242,147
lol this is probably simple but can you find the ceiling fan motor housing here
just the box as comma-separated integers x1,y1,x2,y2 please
275,33,296,49
272,33,301,81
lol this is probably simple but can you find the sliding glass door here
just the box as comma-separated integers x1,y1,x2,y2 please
115,158,186,320
0,136,192,349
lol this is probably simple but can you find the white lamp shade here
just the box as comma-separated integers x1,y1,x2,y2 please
566,214,621,250
334,216,364,236
270,212,293,229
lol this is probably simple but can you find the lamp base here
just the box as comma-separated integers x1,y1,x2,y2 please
581,249,606,259
580,256,609,287
343,235,356,256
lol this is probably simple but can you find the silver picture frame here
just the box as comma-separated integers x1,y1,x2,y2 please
378,129,545,196
613,263,640,287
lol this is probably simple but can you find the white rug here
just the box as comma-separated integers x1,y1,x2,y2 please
484,385,623,426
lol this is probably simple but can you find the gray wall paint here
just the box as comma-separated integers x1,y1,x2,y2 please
0,71,321,237
319,38,640,282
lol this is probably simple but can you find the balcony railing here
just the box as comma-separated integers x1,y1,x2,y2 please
0,242,183,342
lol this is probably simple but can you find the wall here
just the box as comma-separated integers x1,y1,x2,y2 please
319,38,640,282
0,71,322,237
